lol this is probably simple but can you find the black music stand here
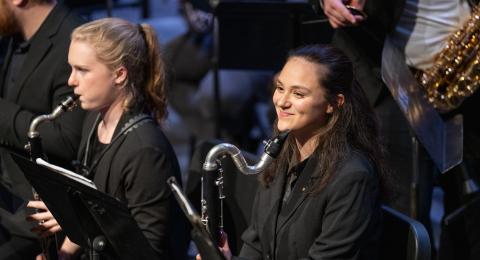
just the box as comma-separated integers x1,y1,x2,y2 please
214,1,331,70
12,153,157,260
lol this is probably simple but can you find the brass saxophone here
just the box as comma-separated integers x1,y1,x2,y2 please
416,5,480,113
25,95,79,260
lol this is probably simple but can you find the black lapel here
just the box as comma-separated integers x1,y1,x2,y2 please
10,4,68,101
261,167,287,254
77,112,100,166
0,39,14,97
84,111,131,172
85,111,149,192
275,157,318,232
93,132,128,193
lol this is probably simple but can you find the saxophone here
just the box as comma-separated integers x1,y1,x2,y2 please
416,5,480,113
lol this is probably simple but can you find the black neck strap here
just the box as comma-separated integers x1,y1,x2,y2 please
80,113,151,177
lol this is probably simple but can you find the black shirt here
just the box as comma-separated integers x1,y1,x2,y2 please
84,133,108,179
0,37,9,65
282,157,310,205
2,36,31,97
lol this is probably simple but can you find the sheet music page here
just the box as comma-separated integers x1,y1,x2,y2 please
35,158,97,190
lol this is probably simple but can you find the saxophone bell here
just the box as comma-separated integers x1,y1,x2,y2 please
416,5,480,112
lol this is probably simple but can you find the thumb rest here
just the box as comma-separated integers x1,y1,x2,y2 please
24,95,79,260
201,131,289,246
416,5,480,113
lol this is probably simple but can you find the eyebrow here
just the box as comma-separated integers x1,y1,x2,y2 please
275,79,311,92
71,64,88,70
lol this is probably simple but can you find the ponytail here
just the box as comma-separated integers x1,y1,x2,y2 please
72,18,169,123
139,23,168,122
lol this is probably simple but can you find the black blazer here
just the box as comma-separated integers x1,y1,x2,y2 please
0,4,85,158
77,111,186,259
239,150,381,260
0,4,85,239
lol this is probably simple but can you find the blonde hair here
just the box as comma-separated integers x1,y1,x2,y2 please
71,18,167,122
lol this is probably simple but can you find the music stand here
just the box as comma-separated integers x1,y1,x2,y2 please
167,177,225,260
214,1,331,70
12,153,157,260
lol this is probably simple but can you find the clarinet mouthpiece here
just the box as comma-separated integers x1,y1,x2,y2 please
264,130,290,158
60,95,79,111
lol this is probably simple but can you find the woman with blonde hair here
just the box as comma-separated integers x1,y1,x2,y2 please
27,18,185,259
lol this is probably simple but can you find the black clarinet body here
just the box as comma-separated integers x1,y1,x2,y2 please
201,131,289,245
202,167,222,245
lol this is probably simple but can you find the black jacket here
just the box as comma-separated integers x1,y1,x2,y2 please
239,150,381,260
77,111,185,258
0,4,85,239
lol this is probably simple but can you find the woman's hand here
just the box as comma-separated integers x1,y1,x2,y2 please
322,0,366,28
196,231,232,260
57,237,81,260
218,231,233,260
35,253,47,260
26,200,62,238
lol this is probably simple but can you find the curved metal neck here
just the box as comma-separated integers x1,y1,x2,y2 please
27,96,78,138
230,152,273,175
202,131,290,175
202,142,275,175
203,143,240,171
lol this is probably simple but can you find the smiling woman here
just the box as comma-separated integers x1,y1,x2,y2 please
273,56,341,157
206,44,391,260
251,44,388,260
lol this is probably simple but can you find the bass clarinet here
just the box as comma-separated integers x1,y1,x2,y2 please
25,95,79,260
201,131,289,245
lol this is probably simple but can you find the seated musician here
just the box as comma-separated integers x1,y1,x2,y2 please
25,18,184,259
202,44,390,260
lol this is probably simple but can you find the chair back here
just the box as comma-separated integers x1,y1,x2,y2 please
380,205,431,260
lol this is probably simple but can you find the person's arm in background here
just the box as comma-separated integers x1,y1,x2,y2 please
321,0,366,28
0,55,85,164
